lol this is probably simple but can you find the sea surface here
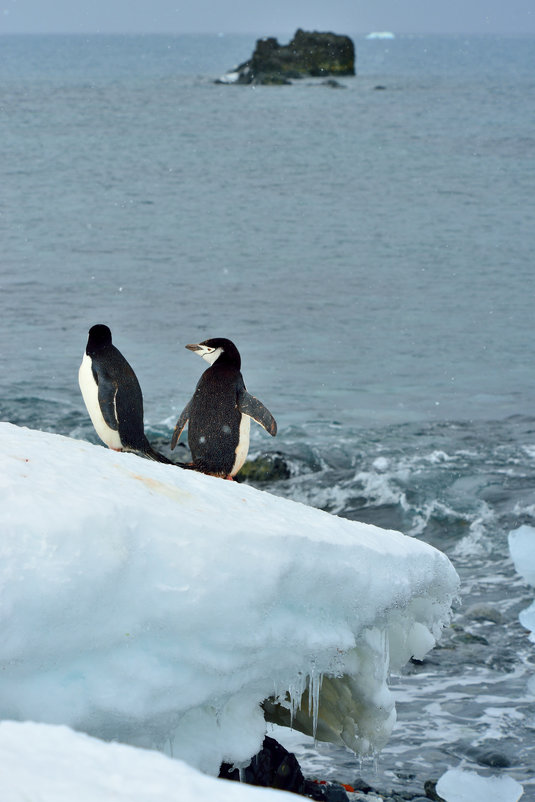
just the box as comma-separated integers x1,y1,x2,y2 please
1,32,535,799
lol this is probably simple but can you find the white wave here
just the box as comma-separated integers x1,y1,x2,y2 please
353,469,409,508
408,499,464,538
452,502,497,559
217,71,240,84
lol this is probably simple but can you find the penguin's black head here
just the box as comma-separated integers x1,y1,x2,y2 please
186,338,241,369
86,324,112,354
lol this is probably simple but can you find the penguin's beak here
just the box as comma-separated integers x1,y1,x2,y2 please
185,343,202,353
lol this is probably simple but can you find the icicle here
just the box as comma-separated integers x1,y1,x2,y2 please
307,663,323,741
287,672,307,728
372,754,378,776
284,666,323,737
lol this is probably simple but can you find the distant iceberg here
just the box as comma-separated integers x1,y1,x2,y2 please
0,423,459,788
365,31,395,40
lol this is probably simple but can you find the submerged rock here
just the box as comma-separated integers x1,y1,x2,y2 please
464,743,512,768
236,451,292,483
218,29,355,86
464,602,503,623
321,79,346,89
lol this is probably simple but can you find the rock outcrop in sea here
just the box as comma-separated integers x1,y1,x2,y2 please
217,29,356,85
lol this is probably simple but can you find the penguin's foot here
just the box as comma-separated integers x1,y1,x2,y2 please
224,475,234,481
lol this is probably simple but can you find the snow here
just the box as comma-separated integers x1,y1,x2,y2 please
436,768,524,802
218,71,240,83
509,525,535,642
0,423,458,786
0,721,291,802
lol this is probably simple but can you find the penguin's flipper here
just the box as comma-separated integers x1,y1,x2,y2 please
96,371,120,431
171,400,192,450
238,390,277,436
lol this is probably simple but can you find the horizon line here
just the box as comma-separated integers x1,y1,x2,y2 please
1,29,534,37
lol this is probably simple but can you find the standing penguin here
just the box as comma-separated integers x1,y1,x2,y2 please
79,324,173,464
171,338,277,478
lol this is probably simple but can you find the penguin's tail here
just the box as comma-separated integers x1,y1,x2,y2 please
140,438,181,466
144,448,176,465
174,460,230,478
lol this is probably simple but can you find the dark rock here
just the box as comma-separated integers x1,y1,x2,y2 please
424,779,446,801
321,79,346,89
260,75,293,85
220,28,355,85
219,737,355,800
303,779,330,801
220,736,306,794
472,748,511,768
221,737,443,802
219,762,239,781
351,777,374,793
321,784,349,802
236,452,292,483
303,781,349,802
450,624,489,646
246,736,305,791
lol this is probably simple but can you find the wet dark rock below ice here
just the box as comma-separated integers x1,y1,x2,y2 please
235,451,292,483
219,737,445,801
220,736,308,794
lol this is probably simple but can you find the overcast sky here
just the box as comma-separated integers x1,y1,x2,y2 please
1,0,534,35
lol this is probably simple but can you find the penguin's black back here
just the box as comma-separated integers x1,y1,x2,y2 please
90,339,147,451
188,363,244,476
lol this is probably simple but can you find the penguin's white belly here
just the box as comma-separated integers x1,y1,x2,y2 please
78,354,122,450
231,413,251,476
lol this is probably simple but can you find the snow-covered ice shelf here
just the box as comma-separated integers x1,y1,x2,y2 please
0,422,459,778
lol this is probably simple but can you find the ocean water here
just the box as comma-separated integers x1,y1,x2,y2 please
1,32,535,798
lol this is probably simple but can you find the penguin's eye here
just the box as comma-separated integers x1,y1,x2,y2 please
201,346,223,365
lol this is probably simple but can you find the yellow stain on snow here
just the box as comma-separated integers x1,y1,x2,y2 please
127,471,193,503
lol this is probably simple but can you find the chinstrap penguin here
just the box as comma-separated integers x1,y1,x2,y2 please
171,337,277,478
79,324,173,464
